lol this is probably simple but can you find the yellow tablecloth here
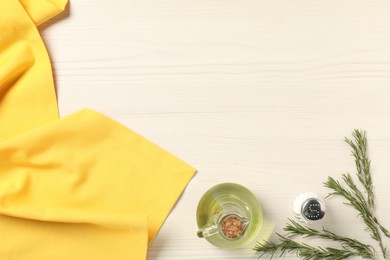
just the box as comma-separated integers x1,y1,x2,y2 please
0,1,195,259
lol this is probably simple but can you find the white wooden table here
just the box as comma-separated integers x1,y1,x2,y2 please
41,0,390,259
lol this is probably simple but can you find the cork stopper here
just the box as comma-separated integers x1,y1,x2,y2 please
220,215,249,239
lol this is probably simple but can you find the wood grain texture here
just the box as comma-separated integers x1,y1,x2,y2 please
40,0,390,259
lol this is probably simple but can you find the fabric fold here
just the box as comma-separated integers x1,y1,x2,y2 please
0,109,195,258
0,0,59,141
19,0,68,26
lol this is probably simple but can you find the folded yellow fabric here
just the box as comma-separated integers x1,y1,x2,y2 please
19,0,68,26
0,109,195,259
1,0,60,141
0,0,195,259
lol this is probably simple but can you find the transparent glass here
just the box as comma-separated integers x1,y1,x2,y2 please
196,183,262,249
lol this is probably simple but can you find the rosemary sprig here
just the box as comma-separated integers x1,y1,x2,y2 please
344,131,374,210
344,131,390,240
255,234,359,260
254,219,374,259
284,219,375,259
325,174,387,257
325,129,387,258
254,129,390,259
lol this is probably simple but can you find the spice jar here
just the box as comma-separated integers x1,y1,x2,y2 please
196,183,262,249
293,192,326,223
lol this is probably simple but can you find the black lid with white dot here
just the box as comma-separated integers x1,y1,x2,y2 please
302,199,325,221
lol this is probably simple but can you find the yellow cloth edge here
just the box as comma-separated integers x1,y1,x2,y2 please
19,0,68,26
